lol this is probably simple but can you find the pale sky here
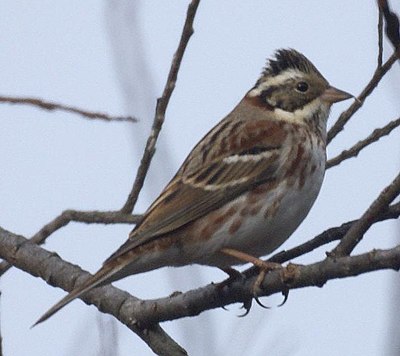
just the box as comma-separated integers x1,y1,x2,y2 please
0,1,399,355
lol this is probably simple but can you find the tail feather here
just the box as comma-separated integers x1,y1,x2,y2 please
32,262,125,327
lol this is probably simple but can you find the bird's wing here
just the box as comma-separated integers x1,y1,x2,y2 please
105,118,286,263
33,115,288,326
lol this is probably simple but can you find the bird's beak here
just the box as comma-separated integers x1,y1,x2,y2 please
321,86,353,104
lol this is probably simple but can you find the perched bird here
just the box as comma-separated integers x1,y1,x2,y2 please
35,48,352,325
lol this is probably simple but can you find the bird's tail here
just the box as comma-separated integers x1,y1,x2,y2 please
32,260,127,327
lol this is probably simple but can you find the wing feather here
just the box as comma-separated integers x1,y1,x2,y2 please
105,118,287,264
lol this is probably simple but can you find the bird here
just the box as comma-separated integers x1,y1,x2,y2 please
35,48,353,325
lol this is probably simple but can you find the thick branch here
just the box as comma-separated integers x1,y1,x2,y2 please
327,117,400,169
113,246,400,325
1,202,399,329
0,226,186,356
121,0,201,213
0,95,137,123
332,172,400,257
327,52,397,144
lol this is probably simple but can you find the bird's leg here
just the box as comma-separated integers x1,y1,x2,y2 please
217,248,284,315
220,248,282,300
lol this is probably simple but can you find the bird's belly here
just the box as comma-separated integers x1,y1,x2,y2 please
191,162,325,267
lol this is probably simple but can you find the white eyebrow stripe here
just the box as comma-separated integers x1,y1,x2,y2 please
248,68,303,97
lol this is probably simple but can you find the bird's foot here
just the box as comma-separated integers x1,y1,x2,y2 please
219,248,286,315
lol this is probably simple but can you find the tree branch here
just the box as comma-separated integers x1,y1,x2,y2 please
378,0,400,59
327,51,397,144
1,202,399,330
121,0,201,213
2,3,398,354
31,210,141,245
268,202,400,265
0,95,137,123
378,6,384,67
106,246,400,325
0,210,141,277
327,117,400,169
0,291,2,356
0,226,187,356
332,172,400,257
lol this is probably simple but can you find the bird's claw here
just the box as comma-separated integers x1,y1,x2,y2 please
217,263,287,315
238,298,252,317
216,267,246,312
278,288,289,307
254,295,271,309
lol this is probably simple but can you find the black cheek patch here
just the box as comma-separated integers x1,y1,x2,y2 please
260,87,278,104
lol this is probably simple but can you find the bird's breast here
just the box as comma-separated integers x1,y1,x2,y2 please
190,135,326,267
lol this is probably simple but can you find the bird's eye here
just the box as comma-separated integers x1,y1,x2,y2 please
296,81,309,93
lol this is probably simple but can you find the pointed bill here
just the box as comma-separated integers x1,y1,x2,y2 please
321,86,353,104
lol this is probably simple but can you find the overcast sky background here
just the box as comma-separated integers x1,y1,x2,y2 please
0,1,399,355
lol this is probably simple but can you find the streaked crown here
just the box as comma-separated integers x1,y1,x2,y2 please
248,49,330,113
262,48,323,78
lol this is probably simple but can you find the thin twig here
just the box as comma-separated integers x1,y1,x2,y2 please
327,117,400,169
327,51,397,144
31,210,141,245
378,7,384,67
0,96,137,123
0,210,141,277
121,0,201,213
268,202,400,265
332,172,400,257
378,0,400,59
